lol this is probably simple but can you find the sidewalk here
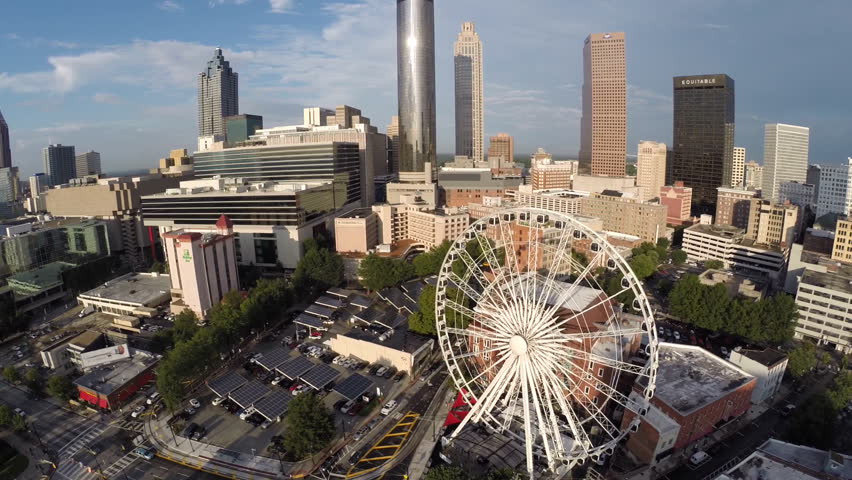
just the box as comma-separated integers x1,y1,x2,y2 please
406,382,455,480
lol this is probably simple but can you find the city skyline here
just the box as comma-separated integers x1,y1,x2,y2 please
0,1,850,178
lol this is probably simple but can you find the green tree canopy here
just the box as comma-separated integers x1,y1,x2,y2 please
2,366,19,384
656,237,670,250
413,241,451,277
787,393,837,449
11,414,27,432
358,254,415,291
0,405,12,426
47,375,76,402
172,310,200,343
149,262,167,274
705,259,725,270
628,254,656,280
827,370,852,411
670,249,688,265
408,285,437,336
424,466,466,480
283,392,335,459
293,243,343,296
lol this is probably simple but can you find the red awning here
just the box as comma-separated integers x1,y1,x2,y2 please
98,396,109,409
79,389,99,405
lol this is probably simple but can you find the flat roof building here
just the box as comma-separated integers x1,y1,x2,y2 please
580,192,667,243
683,223,788,280
438,168,524,208
716,187,758,229
77,272,171,317
728,347,788,404
659,182,692,226
334,209,379,255
716,439,852,480
74,348,159,411
795,269,852,353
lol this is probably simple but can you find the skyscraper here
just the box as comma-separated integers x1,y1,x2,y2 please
579,32,627,177
75,150,102,176
198,48,239,137
762,123,810,202
745,161,764,190
387,116,400,174
487,133,514,168
396,0,436,183
670,74,735,214
454,22,484,164
0,108,10,169
42,144,76,186
732,147,745,187
636,141,667,202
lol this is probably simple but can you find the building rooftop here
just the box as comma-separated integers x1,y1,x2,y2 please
73,350,159,396
645,343,754,416
69,330,104,350
686,223,745,239
338,208,375,219
343,319,433,354
736,347,787,368
8,261,76,294
78,272,171,306
143,179,331,199
801,269,852,295
717,439,852,480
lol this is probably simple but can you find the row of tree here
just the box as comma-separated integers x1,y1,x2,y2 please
0,405,27,433
667,273,797,343
425,466,527,480
788,369,852,449
358,254,416,292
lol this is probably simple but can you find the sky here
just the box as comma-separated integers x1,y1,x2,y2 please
0,0,850,178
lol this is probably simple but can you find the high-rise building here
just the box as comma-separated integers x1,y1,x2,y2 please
0,108,11,169
636,141,667,202
670,74,735,214
531,147,553,167
716,187,758,229
732,147,746,187
815,158,852,218
387,116,400,174
795,269,852,353
580,192,667,243
745,200,799,247
579,32,627,177
531,159,578,191
745,161,764,190
224,114,263,144
75,150,101,177
198,48,238,138
807,164,822,206
487,133,514,169
454,22,484,165
396,0,436,183
0,167,23,219
762,124,810,202
304,107,334,127
42,144,76,186
778,181,815,211
29,173,47,196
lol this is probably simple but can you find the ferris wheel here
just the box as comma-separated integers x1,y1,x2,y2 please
434,207,659,477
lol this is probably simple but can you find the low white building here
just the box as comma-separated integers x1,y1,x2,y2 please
728,347,788,404
77,272,171,317
683,223,788,280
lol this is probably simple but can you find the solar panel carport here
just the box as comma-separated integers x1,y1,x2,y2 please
315,295,346,309
306,304,335,318
300,364,340,390
207,371,248,398
229,380,270,409
333,373,374,401
276,356,316,380
254,390,292,421
295,313,325,329
256,347,291,371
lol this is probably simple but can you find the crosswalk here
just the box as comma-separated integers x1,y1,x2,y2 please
102,451,139,478
58,423,108,458
114,418,145,433
54,458,100,480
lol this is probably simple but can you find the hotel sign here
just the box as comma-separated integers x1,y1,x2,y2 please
183,250,192,262
680,78,716,86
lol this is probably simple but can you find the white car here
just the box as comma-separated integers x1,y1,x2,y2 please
189,398,201,408
380,400,398,416
376,367,388,377
291,385,308,396
239,407,256,420
131,405,146,418
332,355,345,365
673,331,681,341
271,376,286,386
212,396,226,406
13,408,25,417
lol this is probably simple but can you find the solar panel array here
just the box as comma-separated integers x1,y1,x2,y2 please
295,313,325,329
256,347,291,371
207,371,248,397
300,363,340,390
277,356,316,380
326,287,354,299
333,373,374,400
348,294,373,309
254,389,291,421
229,380,270,408
315,295,345,309
306,304,335,318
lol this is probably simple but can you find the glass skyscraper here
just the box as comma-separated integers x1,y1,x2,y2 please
396,0,436,183
0,108,11,169
42,144,77,186
198,48,239,137
670,74,735,214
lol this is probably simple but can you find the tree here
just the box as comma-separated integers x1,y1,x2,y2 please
485,469,529,480
408,285,437,336
358,254,415,292
293,244,344,296
656,238,670,250
172,310,200,343
628,255,656,280
149,262,167,274
47,375,76,402
283,392,335,459
704,259,724,270
10,414,27,433
671,249,687,265
0,405,11,426
424,466,466,480
24,368,43,393
787,342,817,378
787,393,837,449
2,366,20,384
827,371,852,411
413,241,451,277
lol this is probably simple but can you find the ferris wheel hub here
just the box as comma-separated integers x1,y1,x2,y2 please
509,335,528,355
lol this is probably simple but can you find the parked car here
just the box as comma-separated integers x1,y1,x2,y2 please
13,408,26,417
392,371,406,382
348,403,365,416
271,375,286,386
147,392,161,405
720,347,729,358
261,420,273,429
189,398,201,408
292,385,308,396
383,367,397,379
380,400,398,416
131,405,146,418
239,407,256,420
132,446,156,460
184,407,196,416
191,426,206,440
782,404,796,417
353,426,369,441
689,451,709,466
340,400,356,414
182,422,198,438
212,396,226,406
375,366,388,377
673,331,681,342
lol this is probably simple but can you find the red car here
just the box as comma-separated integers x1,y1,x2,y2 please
289,382,302,392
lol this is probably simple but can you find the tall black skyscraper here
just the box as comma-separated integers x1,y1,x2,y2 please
397,0,436,183
198,48,239,138
670,74,735,214
0,108,11,169
42,144,76,186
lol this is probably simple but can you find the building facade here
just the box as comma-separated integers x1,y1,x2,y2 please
198,48,239,137
778,181,816,211
387,116,400,174
530,160,578,191
579,32,627,177
334,209,379,254
815,159,852,218
746,201,799,247
637,141,667,202
716,187,758,229
0,108,11,169
683,223,788,279
75,151,102,176
732,147,745,187
225,114,263,144
372,199,469,250
762,124,810,202
580,192,667,243
438,168,523,208
659,182,692,225
795,269,852,353
745,161,764,190
728,348,788,404
487,133,514,169
511,190,586,216
454,22,484,165
43,144,77,186
670,74,735,214
396,0,436,183
0,167,23,220
831,217,852,264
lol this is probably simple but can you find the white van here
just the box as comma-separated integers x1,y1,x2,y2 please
146,392,161,405
690,451,709,466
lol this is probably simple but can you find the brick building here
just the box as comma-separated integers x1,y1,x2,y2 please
659,182,692,225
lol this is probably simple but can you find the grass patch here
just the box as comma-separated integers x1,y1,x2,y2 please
0,454,29,480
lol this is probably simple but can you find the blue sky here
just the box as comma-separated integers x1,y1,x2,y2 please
0,0,850,178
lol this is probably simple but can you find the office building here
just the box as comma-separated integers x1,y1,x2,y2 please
732,147,745,187
141,178,357,269
162,216,239,318
744,161,763,190
198,48,239,137
815,159,852,218
75,151,101,177
224,114,263,144
671,74,735,214
578,32,627,177
511,189,587,216
0,226,68,275
0,108,11,169
396,0,436,183
573,174,640,197
716,187,758,229
77,272,171,317
29,173,47,195
438,168,524,208
728,348,788,404
372,198,469,250
636,141,667,202
659,182,692,225
334,209,379,254
0,167,23,219
152,149,194,177
487,133,514,168
795,269,852,353
74,348,159,411
807,164,822,204
531,147,553,167
778,181,815,211
746,200,799,248
303,107,334,127
454,22,484,165
531,159,578,191
387,116,400,174
682,223,788,279
43,144,77,186
580,192,667,243
762,124,810,202
831,217,852,264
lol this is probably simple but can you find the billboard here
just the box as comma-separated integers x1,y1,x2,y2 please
80,344,131,370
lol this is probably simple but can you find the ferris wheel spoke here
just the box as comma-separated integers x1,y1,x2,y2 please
464,348,512,388
537,248,608,322
564,380,621,440
549,355,639,413
537,327,645,344
521,357,560,469
531,350,593,451
561,346,650,378
469,357,521,426
527,354,575,459
518,358,536,474
444,327,511,342
541,222,574,292
539,286,630,337
452,344,511,361
447,267,485,304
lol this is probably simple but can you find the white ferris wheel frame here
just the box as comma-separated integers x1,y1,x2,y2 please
434,206,659,477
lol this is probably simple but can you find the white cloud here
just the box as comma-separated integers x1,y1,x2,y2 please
92,92,122,104
208,0,249,7
158,1,183,11
702,23,729,30
35,122,99,134
269,0,294,13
